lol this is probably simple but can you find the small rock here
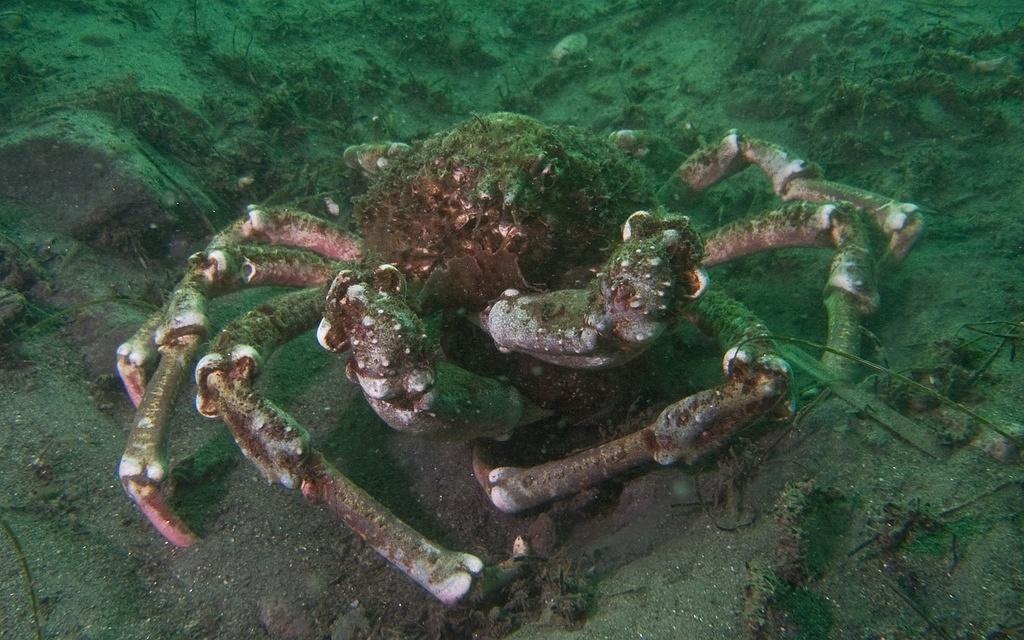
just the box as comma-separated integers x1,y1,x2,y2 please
258,595,313,640
0,286,26,333
974,422,1024,464
550,33,588,66
527,512,558,557
330,601,370,640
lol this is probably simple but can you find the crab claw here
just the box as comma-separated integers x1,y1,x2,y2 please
119,446,196,547
116,340,152,409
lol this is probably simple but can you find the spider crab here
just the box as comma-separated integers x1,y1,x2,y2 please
116,113,921,605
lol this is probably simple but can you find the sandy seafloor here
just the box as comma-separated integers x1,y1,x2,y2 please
1,1,1023,638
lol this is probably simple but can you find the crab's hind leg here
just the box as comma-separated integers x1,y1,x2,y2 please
118,333,204,546
196,286,501,605
671,130,923,261
116,207,357,547
702,201,877,379
477,289,791,513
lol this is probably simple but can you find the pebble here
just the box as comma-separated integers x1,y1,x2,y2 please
551,33,588,65
258,595,313,640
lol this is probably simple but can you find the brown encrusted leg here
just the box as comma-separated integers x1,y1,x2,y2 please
194,286,498,605
119,334,202,547
478,290,791,513
317,264,548,441
301,452,496,606
672,130,923,261
116,211,358,546
701,201,877,379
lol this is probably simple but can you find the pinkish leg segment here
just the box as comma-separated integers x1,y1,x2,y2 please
673,131,923,261
116,209,359,547
239,205,364,261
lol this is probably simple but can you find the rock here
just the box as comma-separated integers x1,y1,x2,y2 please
330,602,370,640
550,33,588,66
0,286,26,334
527,512,558,557
974,422,1024,463
0,111,216,258
257,595,313,640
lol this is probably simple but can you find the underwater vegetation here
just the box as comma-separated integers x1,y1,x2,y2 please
0,1,1022,638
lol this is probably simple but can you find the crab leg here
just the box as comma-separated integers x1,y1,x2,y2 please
231,205,364,261
194,286,489,605
478,289,791,513
317,264,548,441
116,311,164,408
117,214,357,546
119,334,203,547
116,206,362,397
701,201,877,379
673,130,923,261
117,245,347,413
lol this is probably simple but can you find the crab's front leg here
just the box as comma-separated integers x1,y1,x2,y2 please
479,289,790,513
195,285,513,605
474,211,791,511
316,264,548,441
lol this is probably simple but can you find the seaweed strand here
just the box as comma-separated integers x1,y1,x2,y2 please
0,514,43,640
760,335,1019,447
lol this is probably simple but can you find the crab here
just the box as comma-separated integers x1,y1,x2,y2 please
115,113,922,605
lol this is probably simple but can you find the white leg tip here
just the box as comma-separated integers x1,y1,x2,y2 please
118,455,143,479
195,353,223,383
722,347,751,374
488,483,524,514
433,571,474,606
229,344,261,370
432,552,483,605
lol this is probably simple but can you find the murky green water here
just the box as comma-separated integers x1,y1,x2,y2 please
1,1,1022,638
